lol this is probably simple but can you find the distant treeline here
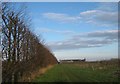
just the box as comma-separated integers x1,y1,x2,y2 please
1,3,58,82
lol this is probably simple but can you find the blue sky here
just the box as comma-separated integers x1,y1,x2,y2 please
14,2,118,61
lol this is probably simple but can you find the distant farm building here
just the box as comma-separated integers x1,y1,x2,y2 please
59,58,86,63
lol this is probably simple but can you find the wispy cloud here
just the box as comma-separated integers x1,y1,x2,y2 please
80,10,117,26
47,30,119,51
34,28,76,35
77,30,119,40
42,3,117,27
42,9,117,27
42,13,81,23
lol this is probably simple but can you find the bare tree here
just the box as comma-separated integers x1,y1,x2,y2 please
2,3,58,82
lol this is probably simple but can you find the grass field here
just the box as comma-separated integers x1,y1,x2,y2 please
33,60,119,82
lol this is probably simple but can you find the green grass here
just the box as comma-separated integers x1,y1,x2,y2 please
33,63,119,82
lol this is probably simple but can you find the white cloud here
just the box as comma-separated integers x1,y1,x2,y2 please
79,3,118,26
42,13,81,23
42,10,117,27
80,30,119,39
80,10,98,16
34,28,76,35
47,30,119,51
42,3,117,27
80,10,118,26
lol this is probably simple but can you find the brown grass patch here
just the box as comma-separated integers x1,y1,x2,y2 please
20,64,55,82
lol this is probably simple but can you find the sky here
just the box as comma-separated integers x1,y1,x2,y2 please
13,2,118,61
2,0,120,2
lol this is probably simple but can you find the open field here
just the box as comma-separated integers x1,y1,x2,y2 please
33,59,119,82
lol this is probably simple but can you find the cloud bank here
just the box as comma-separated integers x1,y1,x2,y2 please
47,30,119,51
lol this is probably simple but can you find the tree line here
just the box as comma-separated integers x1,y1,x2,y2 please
1,3,58,82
